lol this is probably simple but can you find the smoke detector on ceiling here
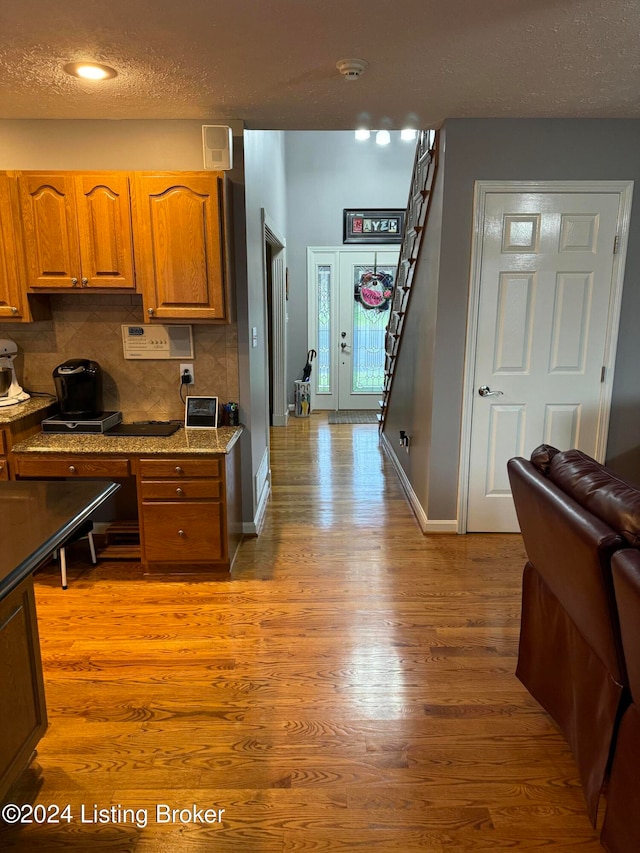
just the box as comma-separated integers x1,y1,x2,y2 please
336,58,368,81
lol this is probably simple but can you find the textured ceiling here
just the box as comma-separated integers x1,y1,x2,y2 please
1,0,639,129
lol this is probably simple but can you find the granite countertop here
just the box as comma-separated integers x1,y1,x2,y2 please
12,425,243,456
0,396,57,425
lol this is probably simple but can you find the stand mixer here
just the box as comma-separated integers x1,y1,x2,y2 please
0,339,30,407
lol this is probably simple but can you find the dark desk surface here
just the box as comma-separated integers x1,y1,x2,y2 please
0,480,120,599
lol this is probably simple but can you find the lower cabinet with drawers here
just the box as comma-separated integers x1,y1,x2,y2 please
12,435,243,574
138,456,233,571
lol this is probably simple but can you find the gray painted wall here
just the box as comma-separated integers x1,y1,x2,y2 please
386,118,640,523
283,131,414,402
0,119,219,170
241,130,287,520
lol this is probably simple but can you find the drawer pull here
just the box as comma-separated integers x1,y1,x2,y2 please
68,465,77,474
176,487,184,495
178,529,185,537
175,466,183,474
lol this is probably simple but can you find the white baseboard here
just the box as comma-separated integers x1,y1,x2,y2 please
242,482,270,535
380,432,457,534
243,447,271,535
423,518,458,533
272,412,289,427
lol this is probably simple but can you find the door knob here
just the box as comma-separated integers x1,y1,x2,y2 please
478,385,504,397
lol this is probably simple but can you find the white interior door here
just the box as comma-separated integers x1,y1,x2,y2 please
307,247,399,411
466,189,627,532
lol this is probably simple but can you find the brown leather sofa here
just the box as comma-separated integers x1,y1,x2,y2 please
601,549,640,853
507,445,640,831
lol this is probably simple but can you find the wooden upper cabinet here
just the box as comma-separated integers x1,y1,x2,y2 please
0,173,30,320
75,174,135,289
17,172,135,290
132,172,228,322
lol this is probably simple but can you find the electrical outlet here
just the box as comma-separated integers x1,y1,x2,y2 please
179,363,194,385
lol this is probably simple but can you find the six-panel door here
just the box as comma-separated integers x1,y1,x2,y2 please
467,191,622,532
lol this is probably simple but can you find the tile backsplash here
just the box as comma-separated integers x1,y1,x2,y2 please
0,294,239,422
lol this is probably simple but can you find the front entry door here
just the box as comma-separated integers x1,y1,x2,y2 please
466,188,628,532
337,251,398,410
308,247,399,411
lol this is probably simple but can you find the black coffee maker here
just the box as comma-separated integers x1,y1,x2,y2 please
53,359,103,419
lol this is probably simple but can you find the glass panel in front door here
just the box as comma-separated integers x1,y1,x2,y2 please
351,264,395,393
316,264,331,395
338,250,399,410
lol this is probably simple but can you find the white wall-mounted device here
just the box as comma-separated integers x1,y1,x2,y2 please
121,324,194,359
202,125,233,171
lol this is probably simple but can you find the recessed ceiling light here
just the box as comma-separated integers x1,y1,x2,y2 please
355,129,371,141
63,62,118,80
401,128,417,141
375,130,391,146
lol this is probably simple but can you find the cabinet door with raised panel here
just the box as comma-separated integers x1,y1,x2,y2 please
75,173,135,289
0,575,48,802
18,172,81,289
133,172,227,322
0,174,28,319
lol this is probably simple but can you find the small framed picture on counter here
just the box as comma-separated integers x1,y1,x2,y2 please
185,396,218,429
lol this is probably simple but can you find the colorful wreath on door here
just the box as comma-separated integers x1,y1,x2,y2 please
354,269,394,312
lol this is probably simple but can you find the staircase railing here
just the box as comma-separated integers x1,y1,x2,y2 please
378,129,439,433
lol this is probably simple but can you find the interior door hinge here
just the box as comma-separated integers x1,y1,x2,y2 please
601,366,606,383
613,235,619,254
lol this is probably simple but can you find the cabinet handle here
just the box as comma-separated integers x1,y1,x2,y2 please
175,466,183,474
148,308,155,316
176,487,184,495
82,277,88,287
68,465,77,474
178,529,185,537
71,277,78,286
10,307,17,315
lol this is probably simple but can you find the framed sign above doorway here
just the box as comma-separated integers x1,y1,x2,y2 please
343,209,405,244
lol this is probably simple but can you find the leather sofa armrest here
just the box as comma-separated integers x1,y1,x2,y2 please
508,457,625,680
612,550,640,701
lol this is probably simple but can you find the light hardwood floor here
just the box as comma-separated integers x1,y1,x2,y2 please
2,414,604,851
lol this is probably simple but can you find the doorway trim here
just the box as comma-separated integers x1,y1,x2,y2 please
262,209,288,427
457,180,634,534
307,244,399,411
